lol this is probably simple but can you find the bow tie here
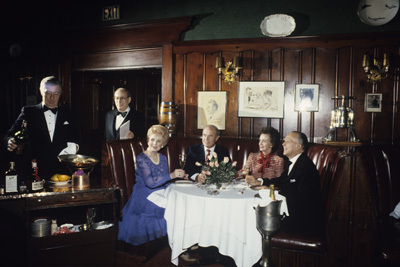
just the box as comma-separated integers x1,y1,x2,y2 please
43,106,58,114
117,111,127,118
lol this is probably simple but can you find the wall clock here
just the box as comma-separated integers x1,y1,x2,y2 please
357,0,399,26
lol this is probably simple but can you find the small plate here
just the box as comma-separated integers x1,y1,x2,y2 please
49,180,71,187
175,180,193,185
260,14,296,37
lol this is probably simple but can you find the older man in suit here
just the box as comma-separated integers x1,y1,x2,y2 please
105,88,145,140
4,76,79,179
184,124,231,183
246,131,323,233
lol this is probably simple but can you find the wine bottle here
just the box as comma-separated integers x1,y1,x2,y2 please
31,159,43,191
5,162,18,193
14,120,29,155
269,184,276,201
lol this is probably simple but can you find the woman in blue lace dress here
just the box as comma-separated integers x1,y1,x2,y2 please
118,125,187,245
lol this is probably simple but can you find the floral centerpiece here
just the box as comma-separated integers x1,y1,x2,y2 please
196,152,237,188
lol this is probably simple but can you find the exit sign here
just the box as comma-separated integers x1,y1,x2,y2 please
102,5,120,21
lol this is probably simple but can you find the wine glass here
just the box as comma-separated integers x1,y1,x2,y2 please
179,153,186,169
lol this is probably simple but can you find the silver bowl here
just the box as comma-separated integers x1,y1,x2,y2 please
58,154,99,169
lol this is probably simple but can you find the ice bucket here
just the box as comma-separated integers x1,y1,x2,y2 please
254,196,283,267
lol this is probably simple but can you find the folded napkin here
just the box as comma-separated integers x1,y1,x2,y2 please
58,142,79,155
253,189,289,216
147,189,167,208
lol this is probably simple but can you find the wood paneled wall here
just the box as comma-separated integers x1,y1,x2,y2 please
171,33,400,144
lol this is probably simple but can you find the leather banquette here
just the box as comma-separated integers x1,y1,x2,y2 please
101,136,346,263
360,145,400,266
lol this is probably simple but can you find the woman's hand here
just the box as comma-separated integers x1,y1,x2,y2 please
171,169,187,179
245,175,261,186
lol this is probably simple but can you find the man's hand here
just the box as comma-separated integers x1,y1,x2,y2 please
7,138,17,152
245,175,262,186
196,173,206,184
125,131,134,139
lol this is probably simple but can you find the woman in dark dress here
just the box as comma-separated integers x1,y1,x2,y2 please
118,125,186,245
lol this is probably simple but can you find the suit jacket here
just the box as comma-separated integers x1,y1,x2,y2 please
3,104,78,179
105,108,145,140
262,153,323,233
184,143,231,178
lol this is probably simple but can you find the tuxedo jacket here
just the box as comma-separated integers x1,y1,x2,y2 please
184,143,231,178
105,109,145,140
4,103,77,179
263,152,323,233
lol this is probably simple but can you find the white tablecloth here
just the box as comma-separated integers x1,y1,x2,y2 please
149,183,263,267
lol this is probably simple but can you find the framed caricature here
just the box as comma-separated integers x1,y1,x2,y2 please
295,84,319,112
238,81,285,118
197,91,227,130
365,93,382,112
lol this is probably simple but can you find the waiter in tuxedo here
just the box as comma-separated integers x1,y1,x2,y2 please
4,76,79,179
105,88,145,140
184,124,231,183
246,131,323,233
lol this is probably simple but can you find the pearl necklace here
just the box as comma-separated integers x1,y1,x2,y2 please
147,151,159,164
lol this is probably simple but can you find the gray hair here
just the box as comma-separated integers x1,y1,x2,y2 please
40,76,62,94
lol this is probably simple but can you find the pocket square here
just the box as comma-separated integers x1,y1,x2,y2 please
63,121,69,125
290,179,296,183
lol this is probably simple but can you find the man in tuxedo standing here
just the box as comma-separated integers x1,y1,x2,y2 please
246,131,323,233
4,76,79,179
184,124,231,183
105,88,145,140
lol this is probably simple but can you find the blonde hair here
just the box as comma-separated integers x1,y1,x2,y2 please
147,125,169,146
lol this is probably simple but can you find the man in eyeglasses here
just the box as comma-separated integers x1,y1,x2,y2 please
105,87,145,140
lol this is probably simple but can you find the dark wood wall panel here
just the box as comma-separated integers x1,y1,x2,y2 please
172,33,400,144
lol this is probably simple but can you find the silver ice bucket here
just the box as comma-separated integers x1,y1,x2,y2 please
254,195,283,267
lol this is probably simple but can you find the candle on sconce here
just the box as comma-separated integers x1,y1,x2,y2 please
233,56,240,68
215,57,222,69
383,53,388,67
362,54,369,68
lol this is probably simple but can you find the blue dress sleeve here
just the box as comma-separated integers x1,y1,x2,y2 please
136,153,171,189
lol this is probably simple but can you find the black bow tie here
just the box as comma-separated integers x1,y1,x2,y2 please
43,106,58,114
117,111,127,118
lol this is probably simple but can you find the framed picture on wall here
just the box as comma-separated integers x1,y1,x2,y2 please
238,81,285,118
294,84,319,112
365,93,382,112
197,91,227,130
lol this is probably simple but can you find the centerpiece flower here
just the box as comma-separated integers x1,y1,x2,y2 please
196,152,237,188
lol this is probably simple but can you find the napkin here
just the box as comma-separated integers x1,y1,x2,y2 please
147,189,167,208
58,142,79,155
253,189,289,216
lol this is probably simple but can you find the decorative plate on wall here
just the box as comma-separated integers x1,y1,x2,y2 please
358,0,399,26
260,14,296,37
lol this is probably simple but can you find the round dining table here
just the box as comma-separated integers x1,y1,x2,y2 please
154,182,263,267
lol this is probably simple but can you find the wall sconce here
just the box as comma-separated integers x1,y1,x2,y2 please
215,56,242,84
362,53,389,84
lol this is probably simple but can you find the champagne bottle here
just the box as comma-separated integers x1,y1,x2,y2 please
14,120,29,155
269,184,276,201
31,159,43,191
5,162,18,193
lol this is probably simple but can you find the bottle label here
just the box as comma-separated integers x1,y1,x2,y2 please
32,180,44,191
5,175,18,193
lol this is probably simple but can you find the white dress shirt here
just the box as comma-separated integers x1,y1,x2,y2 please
115,107,130,130
43,104,57,142
190,145,216,180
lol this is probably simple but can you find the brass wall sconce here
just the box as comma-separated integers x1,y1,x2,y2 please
215,56,242,84
362,53,389,84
